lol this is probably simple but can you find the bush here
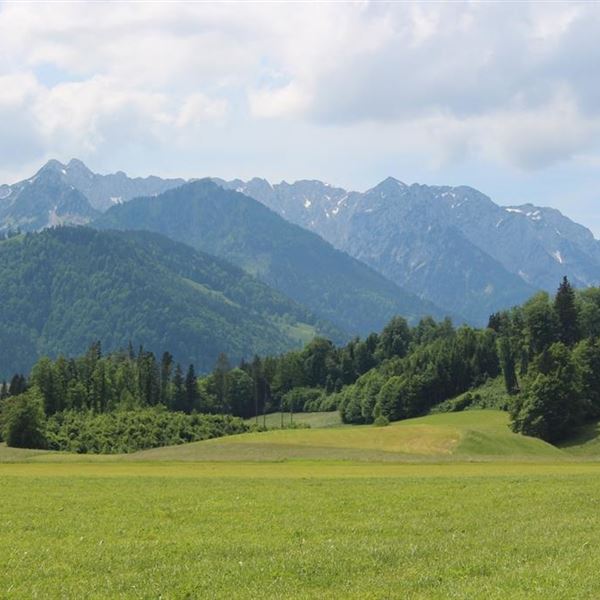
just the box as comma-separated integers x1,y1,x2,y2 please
283,387,325,413
45,408,248,454
315,393,339,412
373,415,390,427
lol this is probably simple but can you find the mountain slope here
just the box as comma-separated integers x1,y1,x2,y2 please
225,177,600,296
0,161,99,232
0,227,330,376
56,158,185,211
225,177,536,324
331,180,537,324
94,180,449,335
0,159,185,232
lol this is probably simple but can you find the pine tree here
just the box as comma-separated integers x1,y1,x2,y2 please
487,312,502,332
251,355,262,424
555,276,579,346
172,364,186,412
213,353,231,412
185,364,197,414
160,352,173,406
9,374,27,396
497,336,518,394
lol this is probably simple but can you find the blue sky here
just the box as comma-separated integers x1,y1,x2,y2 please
0,1,599,234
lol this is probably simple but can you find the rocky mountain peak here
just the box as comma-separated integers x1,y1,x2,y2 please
368,176,407,196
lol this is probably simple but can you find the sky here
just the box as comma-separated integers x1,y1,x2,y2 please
0,1,599,234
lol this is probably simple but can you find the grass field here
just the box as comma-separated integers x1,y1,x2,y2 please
125,410,565,462
3,410,600,598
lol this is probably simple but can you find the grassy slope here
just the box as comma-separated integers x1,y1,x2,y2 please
132,410,562,462
433,376,512,413
0,410,567,464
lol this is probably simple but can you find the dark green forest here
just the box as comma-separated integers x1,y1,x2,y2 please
2,277,597,452
0,226,339,376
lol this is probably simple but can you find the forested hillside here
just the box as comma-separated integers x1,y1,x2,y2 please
3,275,597,453
95,179,450,334
0,227,336,376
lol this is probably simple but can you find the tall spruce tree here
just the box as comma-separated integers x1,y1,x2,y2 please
172,364,186,412
555,276,579,346
213,353,231,412
160,352,173,406
9,374,27,396
185,364,197,414
497,336,519,394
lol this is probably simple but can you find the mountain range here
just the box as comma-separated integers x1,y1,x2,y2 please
94,180,445,335
0,159,184,222
2,158,599,327
218,176,600,323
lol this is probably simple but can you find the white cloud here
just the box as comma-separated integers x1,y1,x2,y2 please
0,0,600,182
249,82,310,119
176,93,228,128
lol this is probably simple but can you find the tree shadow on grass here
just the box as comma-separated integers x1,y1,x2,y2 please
559,422,600,449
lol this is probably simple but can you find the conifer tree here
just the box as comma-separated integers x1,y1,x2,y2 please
172,364,186,412
497,336,519,394
160,352,173,406
555,276,579,346
251,355,262,423
185,364,197,413
213,353,231,412
9,374,27,396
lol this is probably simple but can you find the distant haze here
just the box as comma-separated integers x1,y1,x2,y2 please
0,2,599,235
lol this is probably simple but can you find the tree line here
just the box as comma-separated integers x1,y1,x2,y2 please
489,276,600,442
2,276,600,451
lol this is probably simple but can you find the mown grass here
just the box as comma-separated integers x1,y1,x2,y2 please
132,410,560,463
3,410,600,597
2,461,600,598
0,410,572,464
2,409,597,464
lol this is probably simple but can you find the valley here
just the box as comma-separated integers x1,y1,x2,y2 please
3,4,598,599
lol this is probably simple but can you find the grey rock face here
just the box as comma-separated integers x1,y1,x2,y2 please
224,176,600,325
0,159,186,232
0,162,98,232
60,158,185,211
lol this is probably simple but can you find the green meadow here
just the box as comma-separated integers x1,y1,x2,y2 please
3,410,600,599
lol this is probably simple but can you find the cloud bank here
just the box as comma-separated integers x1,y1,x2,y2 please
0,1,599,200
